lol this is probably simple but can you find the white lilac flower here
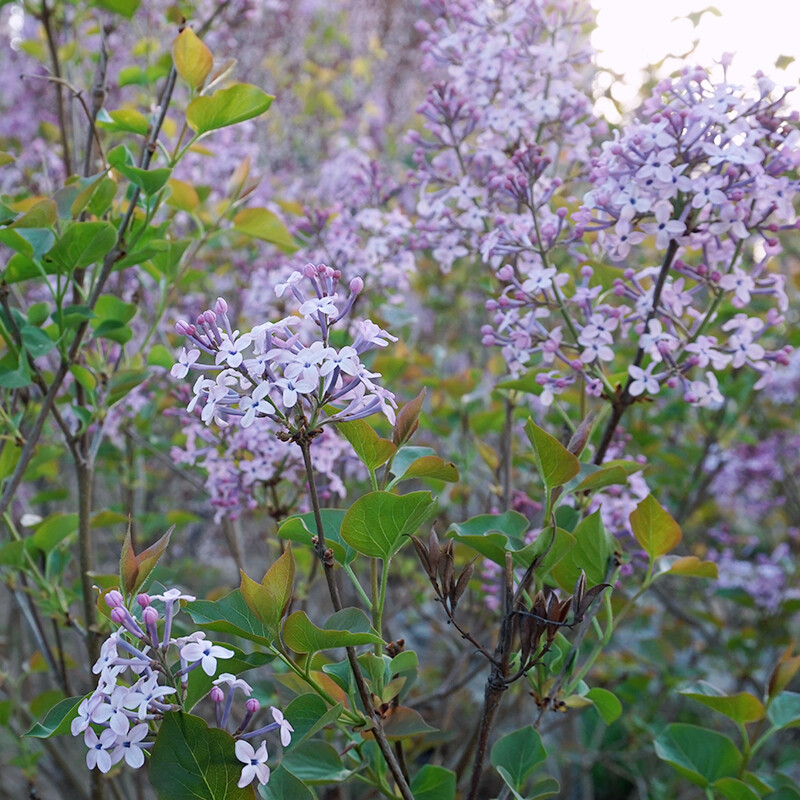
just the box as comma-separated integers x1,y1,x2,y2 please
111,723,149,769
270,706,294,747
180,638,235,676
171,347,200,379
628,364,660,396
213,673,253,696
85,727,118,773
236,740,270,788
130,673,176,719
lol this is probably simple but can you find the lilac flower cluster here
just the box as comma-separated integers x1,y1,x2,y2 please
172,264,398,434
171,410,353,522
485,63,798,408
72,589,292,789
71,588,223,773
409,0,598,271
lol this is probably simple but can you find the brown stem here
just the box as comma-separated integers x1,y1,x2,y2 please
40,0,73,177
297,434,414,800
465,554,515,799
593,238,680,465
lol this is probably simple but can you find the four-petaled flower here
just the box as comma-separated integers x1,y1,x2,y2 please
235,740,270,788
180,636,235,676
270,706,295,747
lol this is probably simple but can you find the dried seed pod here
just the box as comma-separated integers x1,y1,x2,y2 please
409,535,434,579
451,556,477,609
428,529,441,576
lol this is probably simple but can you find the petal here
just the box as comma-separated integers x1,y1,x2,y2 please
235,740,255,763
126,746,145,769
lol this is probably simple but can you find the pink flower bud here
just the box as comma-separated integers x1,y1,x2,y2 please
246,698,260,713
110,607,126,624
303,263,316,278
214,297,228,314
349,277,364,294
143,606,159,624
203,310,216,324
137,593,151,608
210,687,225,703
105,590,124,609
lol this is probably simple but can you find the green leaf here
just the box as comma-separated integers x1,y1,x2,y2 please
524,418,580,491
550,511,615,590
570,464,629,494
282,608,383,653
27,302,50,326
107,145,172,195
529,778,561,799
340,491,436,560
390,447,459,484
94,294,137,324
409,765,456,800
187,84,274,135
277,509,355,565
32,512,78,553
186,590,273,646
335,418,396,470
96,108,150,135
767,691,800,730
491,726,547,792
630,494,681,558
92,0,140,17
448,510,529,542
654,723,741,787
380,705,437,739
9,198,56,229
232,207,297,253
0,351,31,388
24,695,84,738
239,546,294,640
282,694,344,749
524,526,576,576
149,712,256,800
713,777,761,800
260,766,314,800
20,325,54,358
680,682,765,724
147,344,175,370
586,687,622,724
280,741,351,783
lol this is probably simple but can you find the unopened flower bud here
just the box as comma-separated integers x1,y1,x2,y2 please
137,593,151,608
349,277,364,294
214,297,228,314
246,698,260,713
105,590,124,609
210,687,225,703
142,606,158,624
110,607,126,624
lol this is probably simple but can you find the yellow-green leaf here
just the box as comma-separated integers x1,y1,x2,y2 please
172,28,213,91
166,178,200,212
629,494,681,558
666,556,718,579
232,207,297,253
524,418,580,491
